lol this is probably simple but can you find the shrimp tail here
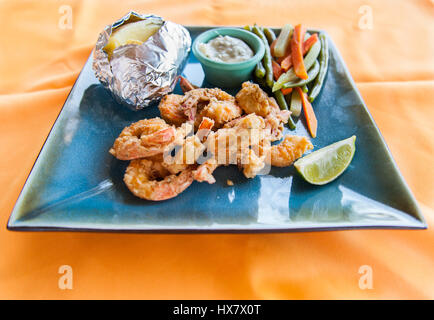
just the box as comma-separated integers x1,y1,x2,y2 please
179,76,197,93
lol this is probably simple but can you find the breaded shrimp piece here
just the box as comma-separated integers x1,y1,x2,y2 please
223,113,266,130
195,100,242,129
236,82,291,140
124,159,194,201
158,94,188,127
110,119,192,161
162,135,206,175
182,88,235,116
159,87,240,128
109,118,174,160
194,147,266,182
197,119,269,181
239,148,266,179
266,135,313,167
264,105,291,141
235,81,272,117
181,88,240,128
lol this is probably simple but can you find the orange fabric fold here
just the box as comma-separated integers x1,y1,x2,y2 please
0,0,433,299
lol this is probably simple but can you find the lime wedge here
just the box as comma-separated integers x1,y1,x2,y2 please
294,136,356,185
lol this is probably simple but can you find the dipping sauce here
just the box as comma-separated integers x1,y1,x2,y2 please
199,35,254,63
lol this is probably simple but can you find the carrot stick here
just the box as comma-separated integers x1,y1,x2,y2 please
291,24,308,79
281,87,293,95
296,87,317,138
281,35,318,71
303,33,318,53
280,54,292,72
277,33,318,72
272,60,283,81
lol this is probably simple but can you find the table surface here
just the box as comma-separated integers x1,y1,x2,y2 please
0,0,433,299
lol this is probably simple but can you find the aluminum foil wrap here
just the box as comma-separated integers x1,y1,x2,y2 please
92,12,191,110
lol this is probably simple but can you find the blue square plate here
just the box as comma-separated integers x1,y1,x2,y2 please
7,26,426,232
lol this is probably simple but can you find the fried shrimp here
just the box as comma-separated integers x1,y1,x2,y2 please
196,116,270,182
158,87,240,128
235,82,290,140
240,148,266,179
162,134,206,175
114,78,317,201
265,135,313,167
184,88,235,105
194,99,242,129
183,88,240,127
110,118,174,160
158,94,188,127
124,159,194,201
264,96,291,141
110,118,192,160
235,81,272,117
223,113,265,130
192,128,240,184
195,142,267,182
158,77,199,126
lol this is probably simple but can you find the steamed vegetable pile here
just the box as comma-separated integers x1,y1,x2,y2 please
244,24,329,138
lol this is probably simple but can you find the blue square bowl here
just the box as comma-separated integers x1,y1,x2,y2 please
7,26,426,232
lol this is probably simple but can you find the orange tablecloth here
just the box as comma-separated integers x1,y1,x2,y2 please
0,0,433,299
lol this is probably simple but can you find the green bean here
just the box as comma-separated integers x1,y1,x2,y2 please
309,33,329,102
274,88,287,110
244,25,252,32
284,93,298,122
302,84,308,93
252,25,274,88
303,34,322,67
281,60,320,89
272,38,321,92
255,61,266,78
274,90,296,130
263,27,276,45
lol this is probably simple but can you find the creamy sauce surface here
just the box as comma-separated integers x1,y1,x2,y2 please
199,35,254,63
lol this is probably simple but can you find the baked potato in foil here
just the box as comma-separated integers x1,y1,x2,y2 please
93,12,191,110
